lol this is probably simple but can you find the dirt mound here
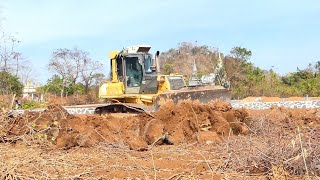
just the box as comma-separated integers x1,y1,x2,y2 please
2,105,71,144
56,114,148,150
153,100,249,144
54,100,249,149
2,101,320,178
1,101,250,150
249,106,320,127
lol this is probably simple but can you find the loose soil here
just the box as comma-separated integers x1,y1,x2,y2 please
242,96,320,102
1,100,319,179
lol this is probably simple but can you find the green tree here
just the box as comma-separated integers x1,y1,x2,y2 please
281,65,320,97
230,46,252,62
38,75,86,97
163,63,174,74
48,48,103,95
0,71,23,96
226,47,256,98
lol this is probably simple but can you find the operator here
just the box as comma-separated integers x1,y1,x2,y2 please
127,62,142,87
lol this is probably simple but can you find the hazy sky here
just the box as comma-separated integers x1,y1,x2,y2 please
1,0,320,83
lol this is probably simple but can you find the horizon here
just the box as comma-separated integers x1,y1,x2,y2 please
1,0,320,84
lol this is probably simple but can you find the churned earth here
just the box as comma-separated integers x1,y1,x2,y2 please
0,101,319,179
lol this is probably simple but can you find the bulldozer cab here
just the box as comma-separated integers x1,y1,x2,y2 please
124,55,143,93
113,45,158,94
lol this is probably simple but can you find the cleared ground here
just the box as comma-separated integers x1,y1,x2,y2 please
1,101,319,179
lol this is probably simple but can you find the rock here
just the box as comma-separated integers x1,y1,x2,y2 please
196,131,222,144
126,136,148,151
240,125,250,135
143,119,165,145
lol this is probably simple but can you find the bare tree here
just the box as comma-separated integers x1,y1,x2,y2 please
49,48,76,97
49,48,104,95
18,63,34,85
0,32,22,73
81,59,103,93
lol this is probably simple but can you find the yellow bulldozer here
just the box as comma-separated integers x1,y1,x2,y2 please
95,45,231,114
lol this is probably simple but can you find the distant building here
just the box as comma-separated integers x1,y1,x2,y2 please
23,81,42,102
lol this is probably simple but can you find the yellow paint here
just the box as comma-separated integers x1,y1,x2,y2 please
157,75,170,93
157,75,185,93
99,49,188,107
109,51,118,59
109,51,119,83
99,74,186,106
111,59,118,82
99,82,124,98
140,95,153,103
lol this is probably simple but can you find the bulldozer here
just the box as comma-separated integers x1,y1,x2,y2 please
95,45,231,114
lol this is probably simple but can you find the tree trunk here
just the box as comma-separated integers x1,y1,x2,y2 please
85,82,89,94
10,94,16,109
60,88,64,104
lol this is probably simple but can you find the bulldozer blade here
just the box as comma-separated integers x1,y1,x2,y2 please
154,88,231,110
94,87,231,114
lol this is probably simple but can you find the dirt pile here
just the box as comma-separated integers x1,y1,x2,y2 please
52,100,250,150
1,102,320,178
1,101,250,150
1,104,147,150
56,114,148,150
248,106,320,128
151,100,249,144
1,105,70,145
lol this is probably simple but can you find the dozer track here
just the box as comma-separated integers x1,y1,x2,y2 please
94,103,154,115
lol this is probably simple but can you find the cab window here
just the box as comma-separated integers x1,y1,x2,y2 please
125,57,142,87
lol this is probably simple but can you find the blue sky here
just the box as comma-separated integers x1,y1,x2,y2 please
1,0,320,84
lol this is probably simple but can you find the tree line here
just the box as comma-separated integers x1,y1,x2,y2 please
159,42,320,99
39,48,105,98
0,31,105,104
1,34,319,103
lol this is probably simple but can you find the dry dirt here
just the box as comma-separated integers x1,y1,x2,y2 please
0,100,320,179
242,96,320,102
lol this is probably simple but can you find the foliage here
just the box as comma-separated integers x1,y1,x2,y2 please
0,71,23,96
163,63,173,74
22,100,46,109
281,64,320,97
158,42,220,79
38,75,85,96
159,42,320,99
48,48,103,95
229,46,252,61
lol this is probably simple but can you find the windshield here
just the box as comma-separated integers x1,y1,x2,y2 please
125,56,142,87
144,54,152,74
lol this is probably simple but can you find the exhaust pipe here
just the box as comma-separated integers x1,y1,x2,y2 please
155,51,160,74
